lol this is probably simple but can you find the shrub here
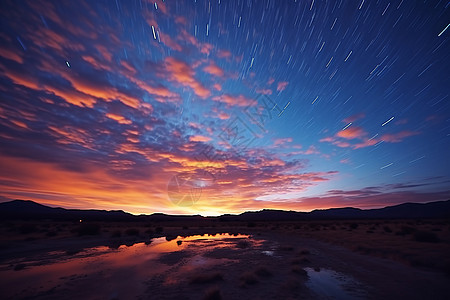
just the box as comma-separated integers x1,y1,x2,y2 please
349,223,358,229
125,228,139,236
19,224,36,234
203,288,222,300
239,272,258,285
255,267,272,278
291,266,307,276
190,272,223,284
413,231,439,243
154,226,163,233
236,240,250,249
111,230,122,237
77,223,101,236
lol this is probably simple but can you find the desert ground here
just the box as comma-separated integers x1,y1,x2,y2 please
0,219,449,299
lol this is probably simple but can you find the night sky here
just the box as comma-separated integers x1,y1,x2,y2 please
0,0,449,215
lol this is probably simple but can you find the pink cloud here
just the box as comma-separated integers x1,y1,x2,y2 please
203,61,224,77
336,127,367,140
277,81,288,92
343,113,365,123
212,94,257,107
218,112,230,120
159,32,183,52
267,78,275,85
217,49,232,59
274,138,293,146
174,16,187,26
256,88,273,95
304,145,320,155
380,131,420,143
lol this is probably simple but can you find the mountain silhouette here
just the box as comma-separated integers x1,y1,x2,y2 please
0,199,449,221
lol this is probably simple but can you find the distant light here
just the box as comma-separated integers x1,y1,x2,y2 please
79,219,82,223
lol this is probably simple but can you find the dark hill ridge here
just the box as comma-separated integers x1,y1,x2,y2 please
0,199,449,221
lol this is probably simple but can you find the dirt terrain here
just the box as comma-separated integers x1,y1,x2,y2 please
0,220,449,299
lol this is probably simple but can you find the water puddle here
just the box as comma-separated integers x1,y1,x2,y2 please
0,233,254,299
304,267,366,299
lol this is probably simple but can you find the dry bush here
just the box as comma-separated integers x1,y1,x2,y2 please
190,272,223,284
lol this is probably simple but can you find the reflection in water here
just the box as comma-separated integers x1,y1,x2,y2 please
0,233,253,299
304,267,366,300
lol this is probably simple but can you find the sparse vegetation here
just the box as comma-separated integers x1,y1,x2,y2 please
190,272,223,284
203,287,222,300
125,228,139,236
291,266,307,276
413,231,439,243
76,223,101,236
255,267,272,278
236,240,250,249
239,271,259,286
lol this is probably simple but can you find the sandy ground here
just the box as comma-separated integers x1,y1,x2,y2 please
0,222,449,299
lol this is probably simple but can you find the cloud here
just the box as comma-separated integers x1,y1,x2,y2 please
212,94,256,107
203,61,225,77
343,113,365,123
106,113,132,125
213,83,222,91
217,49,232,59
336,126,367,140
303,145,320,155
189,135,212,142
274,137,293,146
164,57,210,98
256,88,273,95
321,116,420,149
277,81,288,92
380,131,420,143
159,32,183,51
0,47,24,64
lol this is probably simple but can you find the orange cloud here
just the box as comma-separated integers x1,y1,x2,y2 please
164,57,210,98
106,113,132,125
203,61,224,77
336,127,367,140
189,135,212,142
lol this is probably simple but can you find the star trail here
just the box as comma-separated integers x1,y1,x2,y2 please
0,0,449,215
